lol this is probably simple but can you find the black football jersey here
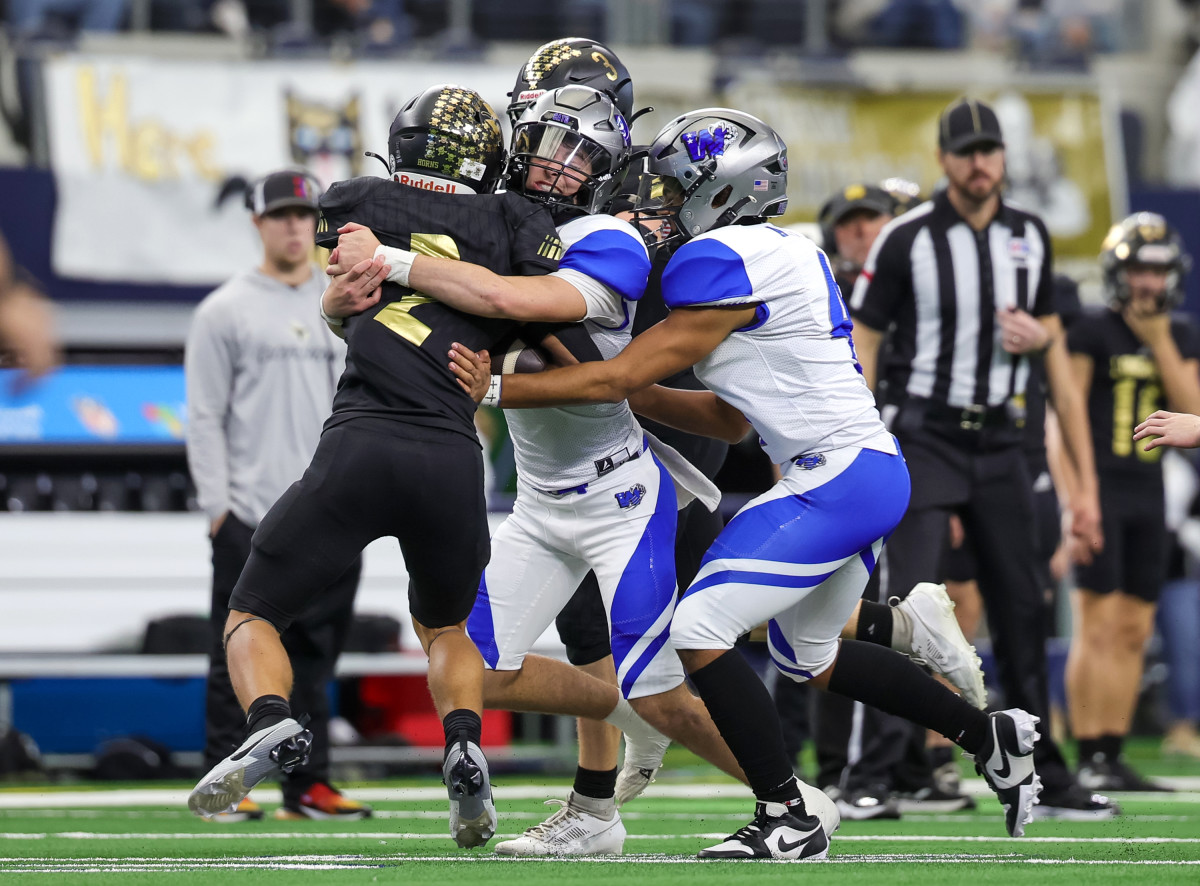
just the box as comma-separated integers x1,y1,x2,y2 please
316,177,564,440
1067,307,1200,475
1021,274,1083,464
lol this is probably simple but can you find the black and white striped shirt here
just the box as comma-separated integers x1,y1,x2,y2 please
849,190,1054,409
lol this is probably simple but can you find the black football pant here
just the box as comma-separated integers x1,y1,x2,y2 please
205,512,361,804
879,424,1072,790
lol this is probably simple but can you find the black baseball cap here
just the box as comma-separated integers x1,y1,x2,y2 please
246,169,320,216
819,183,896,228
938,98,1005,155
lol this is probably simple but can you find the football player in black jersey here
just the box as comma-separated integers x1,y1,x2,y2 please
187,84,573,850
1065,212,1200,792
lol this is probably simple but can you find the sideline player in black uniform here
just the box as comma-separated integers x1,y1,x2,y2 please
186,84,570,850
1066,212,1200,791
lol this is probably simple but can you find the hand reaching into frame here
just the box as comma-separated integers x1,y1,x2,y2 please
1133,410,1200,451
448,341,492,403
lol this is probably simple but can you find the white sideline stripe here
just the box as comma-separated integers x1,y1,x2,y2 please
2,856,1199,869
0,783,749,809
2,780,1200,808
3,832,1200,844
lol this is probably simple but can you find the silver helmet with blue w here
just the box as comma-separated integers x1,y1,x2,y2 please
506,84,632,220
631,108,788,248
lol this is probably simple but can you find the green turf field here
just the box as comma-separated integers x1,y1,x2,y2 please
2,765,1199,885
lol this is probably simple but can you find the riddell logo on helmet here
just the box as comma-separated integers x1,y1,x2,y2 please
519,90,546,104
395,172,464,194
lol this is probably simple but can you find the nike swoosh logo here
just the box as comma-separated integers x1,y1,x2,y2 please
230,732,270,763
776,828,817,854
993,742,1012,780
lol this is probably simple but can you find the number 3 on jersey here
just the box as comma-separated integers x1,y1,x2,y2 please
373,233,461,347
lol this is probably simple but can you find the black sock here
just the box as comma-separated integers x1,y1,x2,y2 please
1099,734,1123,760
442,709,482,756
688,649,797,801
573,766,618,800
827,640,989,754
246,695,292,736
1078,737,1103,762
855,600,894,647
929,744,956,769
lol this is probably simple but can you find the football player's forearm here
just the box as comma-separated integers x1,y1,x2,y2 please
629,386,749,444
498,362,630,408
408,255,513,318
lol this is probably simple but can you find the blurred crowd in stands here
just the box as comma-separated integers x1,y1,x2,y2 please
2,0,1198,60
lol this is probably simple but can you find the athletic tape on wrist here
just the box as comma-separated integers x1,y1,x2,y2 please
481,374,502,407
319,292,344,327
375,245,417,287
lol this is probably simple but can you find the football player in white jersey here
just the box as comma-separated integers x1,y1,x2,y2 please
448,109,1047,858
323,86,786,856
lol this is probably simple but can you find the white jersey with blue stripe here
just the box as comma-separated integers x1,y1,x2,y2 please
506,214,653,488
661,224,894,464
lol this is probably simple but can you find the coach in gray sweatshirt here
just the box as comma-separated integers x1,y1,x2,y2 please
185,169,369,822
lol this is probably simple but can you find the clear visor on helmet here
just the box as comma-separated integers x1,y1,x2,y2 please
513,123,610,200
622,172,689,246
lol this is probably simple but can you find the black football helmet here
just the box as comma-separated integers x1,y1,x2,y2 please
1100,211,1192,309
386,84,505,195
506,37,634,128
506,85,632,221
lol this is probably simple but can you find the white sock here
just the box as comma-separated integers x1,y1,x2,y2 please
569,790,616,820
889,601,914,653
603,696,640,733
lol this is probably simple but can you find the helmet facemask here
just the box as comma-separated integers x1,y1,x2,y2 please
506,87,631,221
637,109,789,247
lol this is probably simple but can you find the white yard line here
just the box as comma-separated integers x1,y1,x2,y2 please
1,780,1199,809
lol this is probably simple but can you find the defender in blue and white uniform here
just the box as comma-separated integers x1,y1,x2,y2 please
324,87,756,856
479,108,1047,858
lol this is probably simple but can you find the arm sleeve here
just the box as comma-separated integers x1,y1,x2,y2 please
848,223,911,330
551,267,626,326
184,298,237,523
519,321,606,364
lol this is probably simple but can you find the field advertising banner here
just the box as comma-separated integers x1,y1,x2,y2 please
43,56,513,285
705,84,1123,258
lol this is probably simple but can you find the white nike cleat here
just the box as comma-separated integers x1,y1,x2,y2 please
971,708,1043,837
188,718,312,819
443,737,496,849
698,800,829,860
615,718,672,807
495,793,626,856
893,582,988,709
797,778,841,838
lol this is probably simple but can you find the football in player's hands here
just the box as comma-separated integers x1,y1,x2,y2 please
501,339,549,373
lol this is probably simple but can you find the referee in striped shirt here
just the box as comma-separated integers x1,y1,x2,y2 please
849,97,1116,818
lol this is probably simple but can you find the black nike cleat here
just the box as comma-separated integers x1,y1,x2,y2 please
698,800,829,860
187,718,312,819
972,708,1042,837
